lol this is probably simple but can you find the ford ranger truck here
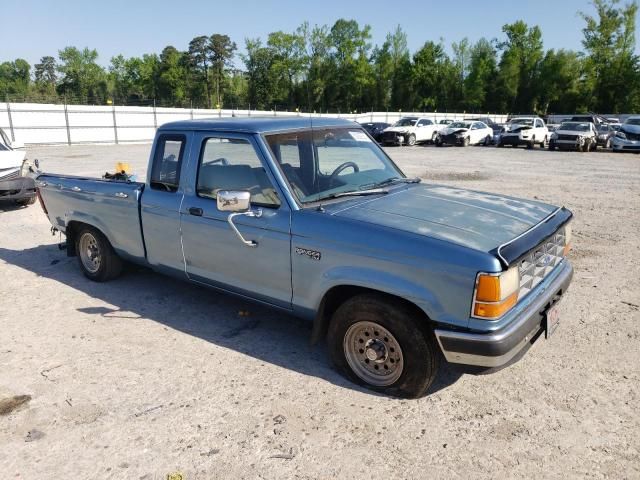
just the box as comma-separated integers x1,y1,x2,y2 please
35,117,573,398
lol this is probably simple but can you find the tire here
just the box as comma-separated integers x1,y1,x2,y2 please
497,142,504,148
605,138,611,149
462,137,470,147
484,135,491,146
549,141,556,151
15,196,36,206
540,136,548,148
435,136,443,147
526,136,535,149
431,131,438,144
407,134,416,146
327,294,439,398
75,225,123,282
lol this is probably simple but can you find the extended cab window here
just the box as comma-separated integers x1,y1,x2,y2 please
197,137,280,208
150,135,185,192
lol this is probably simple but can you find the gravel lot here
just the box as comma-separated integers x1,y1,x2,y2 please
1,142,639,479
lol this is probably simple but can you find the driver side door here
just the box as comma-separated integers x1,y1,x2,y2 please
179,132,293,309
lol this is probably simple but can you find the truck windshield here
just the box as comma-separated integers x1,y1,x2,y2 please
265,127,404,204
559,122,590,131
394,118,417,127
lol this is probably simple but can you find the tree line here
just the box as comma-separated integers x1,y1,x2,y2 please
1,0,638,114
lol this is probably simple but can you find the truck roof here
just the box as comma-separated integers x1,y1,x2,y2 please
158,116,356,134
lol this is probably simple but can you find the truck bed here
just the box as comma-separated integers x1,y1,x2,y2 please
37,173,147,263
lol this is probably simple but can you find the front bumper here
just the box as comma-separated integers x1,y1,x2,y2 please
499,133,531,146
434,259,573,367
439,133,466,145
0,176,37,201
611,137,640,152
381,132,408,145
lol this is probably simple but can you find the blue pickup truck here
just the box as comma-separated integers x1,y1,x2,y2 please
36,117,573,398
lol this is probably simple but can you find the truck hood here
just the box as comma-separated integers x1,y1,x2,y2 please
620,123,640,135
554,129,591,137
0,150,26,170
384,126,416,134
441,127,468,136
332,184,557,252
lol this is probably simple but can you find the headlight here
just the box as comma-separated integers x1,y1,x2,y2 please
472,267,520,319
551,132,558,139
616,131,627,139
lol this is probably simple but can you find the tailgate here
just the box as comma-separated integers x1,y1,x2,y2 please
37,174,146,262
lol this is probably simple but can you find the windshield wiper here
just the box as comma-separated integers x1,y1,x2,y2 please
314,188,389,202
370,176,421,188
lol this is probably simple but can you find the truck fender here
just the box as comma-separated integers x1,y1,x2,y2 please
309,266,444,344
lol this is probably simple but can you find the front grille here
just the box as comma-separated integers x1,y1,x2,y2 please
623,130,640,141
382,132,402,142
557,134,578,141
0,169,20,181
518,229,566,299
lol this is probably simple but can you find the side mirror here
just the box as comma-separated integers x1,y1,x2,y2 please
217,190,262,247
217,190,250,212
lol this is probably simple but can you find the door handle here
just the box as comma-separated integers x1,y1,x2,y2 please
188,207,203,216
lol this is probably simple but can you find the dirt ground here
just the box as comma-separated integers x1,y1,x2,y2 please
1,142,639,480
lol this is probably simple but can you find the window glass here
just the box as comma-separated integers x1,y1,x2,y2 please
197,137,280,208
417,119,432,126
265,128,403,205
150,135,185,192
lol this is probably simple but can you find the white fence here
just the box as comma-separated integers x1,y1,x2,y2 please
0,102,510,146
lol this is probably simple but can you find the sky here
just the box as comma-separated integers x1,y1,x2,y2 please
2,0,638,68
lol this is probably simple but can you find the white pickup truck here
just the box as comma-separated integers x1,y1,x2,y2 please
0,128,37,205
381,117,441,146
498,116,549,149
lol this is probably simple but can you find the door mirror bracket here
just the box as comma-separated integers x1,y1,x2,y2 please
217,190,262,247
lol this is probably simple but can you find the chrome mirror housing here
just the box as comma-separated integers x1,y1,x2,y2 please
217,190,250,212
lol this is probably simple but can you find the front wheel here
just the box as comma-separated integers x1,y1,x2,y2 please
549,141,556,151
407,134,416,146
462,137,470,147
327,294,439,398
484,135,491,146
75,226,123,282
540,136,548,148
526,136,535,149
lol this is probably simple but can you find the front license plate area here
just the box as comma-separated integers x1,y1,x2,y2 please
545,304,560,339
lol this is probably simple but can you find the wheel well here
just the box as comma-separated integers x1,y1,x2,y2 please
65,221,99,257
310,285,431,345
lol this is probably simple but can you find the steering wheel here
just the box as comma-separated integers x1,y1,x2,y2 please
328,161,359,187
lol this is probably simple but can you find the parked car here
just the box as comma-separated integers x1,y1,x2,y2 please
436,119,454,127
611,116,640,153
359,122,390,143
381,117,440,146
435,121,494,147
465,116,505,143
548,121,598,151
595,124,616,149
1,128,37,206
498,117,549,148
35,117,574,398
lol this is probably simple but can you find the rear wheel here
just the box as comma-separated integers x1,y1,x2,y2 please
75,226,123,282
540,136,548,148
327,294,439,398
